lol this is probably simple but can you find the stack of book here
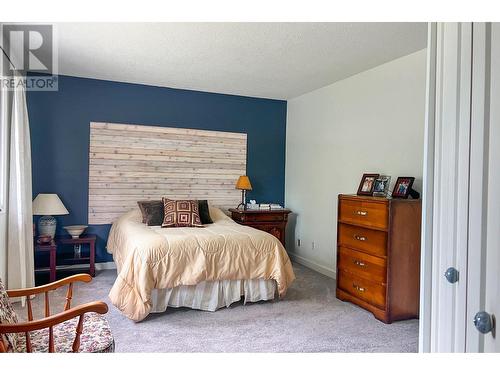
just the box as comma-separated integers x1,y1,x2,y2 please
257,203,283,210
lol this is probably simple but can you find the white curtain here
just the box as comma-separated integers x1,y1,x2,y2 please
4,75,35,290
0,75,8,283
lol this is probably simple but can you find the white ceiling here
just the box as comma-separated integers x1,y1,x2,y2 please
53,22,427,100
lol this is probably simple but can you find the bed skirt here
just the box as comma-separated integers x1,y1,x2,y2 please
150,279,277,313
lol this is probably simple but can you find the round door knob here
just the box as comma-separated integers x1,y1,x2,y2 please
473,311,494,334
444,267,459,283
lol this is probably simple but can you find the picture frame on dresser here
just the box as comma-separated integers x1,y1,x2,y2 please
356,173,379,196
391,176,415,199
373,175,391,197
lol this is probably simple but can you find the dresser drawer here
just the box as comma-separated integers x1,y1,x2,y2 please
247,223,284,242
338,246,386,283
233,212,287,222
338,223,387,257
338,270,386,309
339,198,388,230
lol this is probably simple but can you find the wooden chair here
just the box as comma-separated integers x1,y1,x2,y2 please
0,274,114,353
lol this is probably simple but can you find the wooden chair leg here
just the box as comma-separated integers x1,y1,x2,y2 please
49,326,55,353
25,332,32,353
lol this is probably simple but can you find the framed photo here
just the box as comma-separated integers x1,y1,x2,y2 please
373,175,391,197
357,173,379,196
392,177,415,199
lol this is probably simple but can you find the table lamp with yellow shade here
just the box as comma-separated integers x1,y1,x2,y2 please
32,193,69,239
235,175,252,210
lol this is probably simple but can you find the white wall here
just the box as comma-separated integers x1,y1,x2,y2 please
285,49,427,277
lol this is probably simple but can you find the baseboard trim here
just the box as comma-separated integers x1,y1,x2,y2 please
95,261,116,271
46,257,334,277
35,261,116,273
288,253,336,280
52,257,334,278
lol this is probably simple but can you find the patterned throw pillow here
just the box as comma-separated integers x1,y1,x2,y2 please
0,277,20,352
161,198,204,228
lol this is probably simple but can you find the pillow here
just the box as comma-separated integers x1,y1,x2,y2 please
198,200,213,224
137,200,164,226
208,206,232,222
161,198,204,228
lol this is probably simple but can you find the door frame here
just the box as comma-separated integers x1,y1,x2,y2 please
418,22,436,353
419,22,474,352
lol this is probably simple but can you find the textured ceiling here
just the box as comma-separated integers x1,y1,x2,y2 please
51,23,426,99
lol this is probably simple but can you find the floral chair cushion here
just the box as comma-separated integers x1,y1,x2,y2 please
0,277,21,352
13,312,114,353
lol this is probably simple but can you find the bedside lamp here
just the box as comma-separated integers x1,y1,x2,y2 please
32,193,69,239
235,175,252,210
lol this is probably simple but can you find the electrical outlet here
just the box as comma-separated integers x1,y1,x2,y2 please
297,238,301,247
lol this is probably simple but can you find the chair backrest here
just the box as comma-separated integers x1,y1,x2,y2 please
0,277,20,352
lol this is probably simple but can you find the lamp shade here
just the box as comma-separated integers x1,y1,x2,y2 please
32,194,69,215
235,175,252,191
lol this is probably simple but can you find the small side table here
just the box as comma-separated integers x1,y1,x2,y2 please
34,240,57,282
229,208,291,247
57,235,96,277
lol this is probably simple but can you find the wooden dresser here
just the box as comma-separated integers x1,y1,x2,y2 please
229,208,291,247
336,194,421,323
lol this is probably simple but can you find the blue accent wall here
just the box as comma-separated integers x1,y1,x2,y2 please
27,75,287,262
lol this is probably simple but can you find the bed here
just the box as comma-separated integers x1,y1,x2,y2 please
106,206,295,321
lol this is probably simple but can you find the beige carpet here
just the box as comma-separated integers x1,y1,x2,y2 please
14,263,418,352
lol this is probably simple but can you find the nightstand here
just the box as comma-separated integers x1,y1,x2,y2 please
34,235,96,282
57,235,96,277
229,208,291,247
34,240,57,282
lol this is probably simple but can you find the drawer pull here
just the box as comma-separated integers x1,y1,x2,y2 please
354,235,367,241
355,210,368,216
353,259,366,267
353,284,366,292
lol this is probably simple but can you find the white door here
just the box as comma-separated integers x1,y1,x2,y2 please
466,22,500,353
423,22,499,352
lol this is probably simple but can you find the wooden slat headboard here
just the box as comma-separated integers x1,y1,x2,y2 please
88,122,247,224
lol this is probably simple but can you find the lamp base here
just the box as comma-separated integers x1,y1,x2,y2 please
38,215,57,239
236,189,247,210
